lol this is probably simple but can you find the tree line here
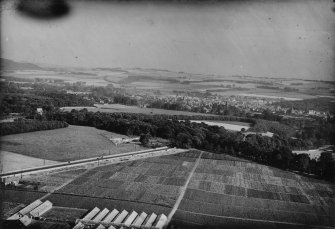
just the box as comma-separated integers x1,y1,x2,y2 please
0,119,68,136
0,81,94,117
45,109,334,181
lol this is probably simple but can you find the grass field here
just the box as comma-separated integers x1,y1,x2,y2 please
1,125,147,161
0,151,58,173
190,120,251,131
61,103,217,117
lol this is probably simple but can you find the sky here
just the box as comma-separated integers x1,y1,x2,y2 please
1,0,334,81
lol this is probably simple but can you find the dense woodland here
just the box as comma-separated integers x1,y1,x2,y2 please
0,119,68,136
41,109,334,181
0,82,94,116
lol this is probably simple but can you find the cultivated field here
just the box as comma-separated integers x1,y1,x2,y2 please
2,150,334,229
19,168,89,192
42,206,88,222
1,202,25,219
61,104,217,117
172,151,335,229
1,125,147,161
50,153,198,215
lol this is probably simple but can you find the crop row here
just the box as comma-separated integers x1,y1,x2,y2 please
201,152,247,162
183,188,331,216
191,171,333,200
188,179,311,203
22,174,71,188
190,173,304,195
195,167,235,176
57,175,182,207
308,195,335,208
56,182,177,207
3,189,46,204
42,207,87,222
304,188,334,198
2,201,24,218
144,155,197,164
48,193,172,215
201,159,273,172
172,210,318,229
178,199,334,227
192,170,325,197
198,156,332,193
174,150,201,158
46,168,88,179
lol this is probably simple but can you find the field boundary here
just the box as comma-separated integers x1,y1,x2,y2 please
38,170,86,201
176,209,334,229
0,147,175,178
179,195,331,216
183,187,331,209
165,151,204,226
45,192,174,208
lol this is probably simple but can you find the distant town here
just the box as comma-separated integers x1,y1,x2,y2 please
1,59,334,229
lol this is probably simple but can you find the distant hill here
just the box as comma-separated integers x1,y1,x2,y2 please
1,58,42,71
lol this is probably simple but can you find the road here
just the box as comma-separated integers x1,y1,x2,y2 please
1,147,187,179
165,151,203,226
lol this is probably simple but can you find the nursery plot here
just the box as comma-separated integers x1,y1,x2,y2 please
173,151,335,229
4,150,333,229
55,153,197,210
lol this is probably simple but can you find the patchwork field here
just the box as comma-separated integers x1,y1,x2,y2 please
19,168,89,192
50,153,198,215
2,150,334,229
1,125,147,161
172,152,335,229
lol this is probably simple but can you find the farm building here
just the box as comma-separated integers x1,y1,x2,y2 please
73,207,167,229
4,200,70,228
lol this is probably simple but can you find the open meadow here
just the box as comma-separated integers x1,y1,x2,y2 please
189,120,251,131
0,151,59,173
1,125,147,161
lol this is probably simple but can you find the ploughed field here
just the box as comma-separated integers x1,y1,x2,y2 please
2,150,334,228
1,125,146,161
